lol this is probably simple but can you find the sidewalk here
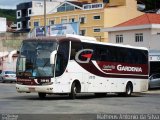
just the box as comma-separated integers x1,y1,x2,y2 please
143,89,160,94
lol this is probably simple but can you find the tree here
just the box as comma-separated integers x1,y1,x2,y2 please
0,9,16,22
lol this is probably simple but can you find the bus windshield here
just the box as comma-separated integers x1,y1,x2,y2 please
16,40,58,77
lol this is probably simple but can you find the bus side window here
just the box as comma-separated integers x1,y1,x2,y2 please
56,54,63,75
70,41,82,60
127,49,132,64
96,45,112,62
99,49,106,61
55,41,69,77
116,50,122,63
70,49,76,60
81,43,96,60
109,47,117,62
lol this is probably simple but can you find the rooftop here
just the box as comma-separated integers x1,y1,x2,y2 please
115,13,160,27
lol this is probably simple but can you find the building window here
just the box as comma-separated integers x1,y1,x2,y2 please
49,20,55,25
34,21,39,27
80,29,86,36
69,18,75,23
57,3,75,12
17,10,21,19
116,35,123,43
135,33,143,42
28,8,32,16
79,17,86,24
17,22,21,30
61,19,67,24
93,28,101,32
93,15,101,20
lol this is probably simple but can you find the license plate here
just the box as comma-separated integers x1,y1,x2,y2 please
29,87,35,92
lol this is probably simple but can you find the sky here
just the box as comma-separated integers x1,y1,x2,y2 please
0,0,32,9
0,0,66,9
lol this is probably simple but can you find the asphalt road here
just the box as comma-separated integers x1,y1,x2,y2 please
0,83,160,120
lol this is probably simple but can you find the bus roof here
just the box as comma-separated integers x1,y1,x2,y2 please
66,34,148,51
26,34,148,51
81,39,148,51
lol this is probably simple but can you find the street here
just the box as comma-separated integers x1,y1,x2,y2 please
0,83,160,115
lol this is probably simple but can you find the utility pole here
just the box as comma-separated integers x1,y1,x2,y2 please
44,0,46,36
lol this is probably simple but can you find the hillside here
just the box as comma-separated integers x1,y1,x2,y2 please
0,9,16,22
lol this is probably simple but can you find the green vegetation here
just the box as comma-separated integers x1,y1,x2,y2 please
0,9,16,22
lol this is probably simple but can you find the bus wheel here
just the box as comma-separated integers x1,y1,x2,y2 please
69,83,77,99
125,82,133,96
38,93,46,99
118,82,133,97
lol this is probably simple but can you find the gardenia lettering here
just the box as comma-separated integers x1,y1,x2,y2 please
117,64,142,72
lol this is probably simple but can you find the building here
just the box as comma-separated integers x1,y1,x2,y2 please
0,17,7,33
30,0,143,42
16,0,61,32
102,13,160,74
102,14,160,50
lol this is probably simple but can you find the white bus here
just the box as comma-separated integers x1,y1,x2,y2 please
16,34,149,99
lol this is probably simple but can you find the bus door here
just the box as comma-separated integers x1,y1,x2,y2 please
54,41,70,88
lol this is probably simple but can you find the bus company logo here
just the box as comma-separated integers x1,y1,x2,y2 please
75,49,93,63
102,65,116,71
117,64,142,72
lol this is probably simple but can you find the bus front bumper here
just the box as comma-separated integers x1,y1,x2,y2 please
16,84,54,93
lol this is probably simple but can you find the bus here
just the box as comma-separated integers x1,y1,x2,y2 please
16,34,149,99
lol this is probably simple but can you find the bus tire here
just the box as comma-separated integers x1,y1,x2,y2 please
69,83,77,99
38,93,46,99
125,82,133,96
118,82,133,97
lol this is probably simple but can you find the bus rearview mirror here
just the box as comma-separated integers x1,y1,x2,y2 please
50,50,57,64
